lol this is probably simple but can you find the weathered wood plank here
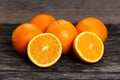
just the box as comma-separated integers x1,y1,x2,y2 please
0,49,120,72
0,71,120,80
0,36,11,44
0,0,120,79
0,29,120,79
0,22,120,79
0,24,18,35
0,0,120,24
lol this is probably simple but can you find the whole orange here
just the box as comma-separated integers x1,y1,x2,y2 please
76,17,108,42
30,14,56,32
46,20,78,54
12,23,42,55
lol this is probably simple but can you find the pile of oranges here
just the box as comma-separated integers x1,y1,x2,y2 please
11,14,108,68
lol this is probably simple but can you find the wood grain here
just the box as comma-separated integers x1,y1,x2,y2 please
0,0,120,24
0,0,120,80
0,24,120,80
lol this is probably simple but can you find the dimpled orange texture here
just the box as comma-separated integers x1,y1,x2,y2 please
76,17,108,42
30,14,56,32
46,20,78,54
12,23,42,55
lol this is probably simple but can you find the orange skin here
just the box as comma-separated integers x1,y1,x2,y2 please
30,14,56,32
12,23,42,55
46,20,78,54
76,17,108,42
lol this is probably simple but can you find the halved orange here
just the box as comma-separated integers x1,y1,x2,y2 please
27,33,62,68
73,32,104,63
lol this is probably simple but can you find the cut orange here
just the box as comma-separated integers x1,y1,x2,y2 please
27,33,62,68
12,23,42,55
73,32,104,63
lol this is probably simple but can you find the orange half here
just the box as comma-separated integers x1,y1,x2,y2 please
27,33,62,68
73,32,104,63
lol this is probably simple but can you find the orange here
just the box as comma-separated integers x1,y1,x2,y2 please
30,14,56,32
27,33,62,68
76,17,108,42
73,32,104,63
46,20,78,54
12,23,42,55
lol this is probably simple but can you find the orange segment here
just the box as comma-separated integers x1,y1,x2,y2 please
73,32,104,63
27,33,62,68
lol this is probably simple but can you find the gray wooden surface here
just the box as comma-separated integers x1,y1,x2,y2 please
0,0,120,80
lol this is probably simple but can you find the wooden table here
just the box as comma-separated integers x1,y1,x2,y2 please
0,0,120,79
